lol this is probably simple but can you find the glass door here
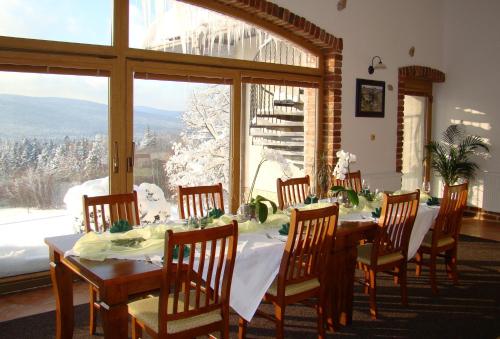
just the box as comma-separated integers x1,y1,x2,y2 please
132,77,232,220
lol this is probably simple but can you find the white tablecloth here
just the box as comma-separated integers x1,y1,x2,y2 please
66,203,439,321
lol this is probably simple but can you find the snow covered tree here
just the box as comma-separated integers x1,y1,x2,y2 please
165,84,230,192
139,126,157,149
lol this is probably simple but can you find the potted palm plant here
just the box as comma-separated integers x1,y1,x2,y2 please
426,124,489,186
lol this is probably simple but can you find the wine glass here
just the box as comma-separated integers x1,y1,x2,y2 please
362,179,369,192
308,185,316,198
422,181,431,195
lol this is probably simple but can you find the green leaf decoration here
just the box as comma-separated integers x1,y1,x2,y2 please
110,219,133,233
279,223,290,236
330,185,359,206
255,201,268,223
111,237,145,247
371,207,382,218
331,185,346,193
254,195,277,213
250,195,278,223
427,197,440,206
172,245,190,259
208,208,224,219
346,190,359,206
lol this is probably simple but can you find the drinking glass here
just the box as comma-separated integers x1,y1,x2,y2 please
422,181,431,195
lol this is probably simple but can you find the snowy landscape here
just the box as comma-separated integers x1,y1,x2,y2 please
0,85,233,277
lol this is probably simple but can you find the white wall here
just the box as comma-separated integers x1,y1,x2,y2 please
273,0,444,191
434,0,500,212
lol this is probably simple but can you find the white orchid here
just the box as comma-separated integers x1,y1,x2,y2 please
333,149,357,180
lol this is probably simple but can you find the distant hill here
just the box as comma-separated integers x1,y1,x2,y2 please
0,94,183,139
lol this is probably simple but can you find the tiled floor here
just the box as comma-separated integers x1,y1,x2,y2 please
0,218,497,323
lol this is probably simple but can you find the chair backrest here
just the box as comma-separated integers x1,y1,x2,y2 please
433,182,468,242
373,190,420,262
277,175,310,210
159,222,238,336
178,183,224,219
332,170,362,193
82,191,140,233
276,204,339,294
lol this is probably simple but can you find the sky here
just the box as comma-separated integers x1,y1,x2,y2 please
0,0,193,111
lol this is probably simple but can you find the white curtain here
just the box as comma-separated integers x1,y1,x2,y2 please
401,95,426,191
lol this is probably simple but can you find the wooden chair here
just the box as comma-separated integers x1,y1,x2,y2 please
82,191,140,335
239,204,339,339
178,183,224,219
356,190,420,319
276,175,310,210
332,170,362,193
415,182,468,294
128,221,238,339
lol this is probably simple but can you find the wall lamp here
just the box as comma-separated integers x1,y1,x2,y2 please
368,56,386,74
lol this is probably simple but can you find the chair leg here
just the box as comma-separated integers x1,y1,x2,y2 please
393,267,399,285
89,285,97,335
429,252,438,295
238,317,247,339
316,297,325,339
415,250,423,277
400,264,408,306
368,269,377,319
274,304,286,339
446,247,459,284
131,316,142,339
363,269,370,295
221,313,230,339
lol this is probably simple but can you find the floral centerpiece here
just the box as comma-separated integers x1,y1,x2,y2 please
243,148,291,223
331,150,359,206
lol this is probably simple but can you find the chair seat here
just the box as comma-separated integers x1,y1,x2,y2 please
128,290,222,334
357,243,404,266
420,231,455,248
267,277,320,297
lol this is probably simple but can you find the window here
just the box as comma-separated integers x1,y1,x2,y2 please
0,0,113,45
133,78,231,219
0,71,109,277
129,0,318,67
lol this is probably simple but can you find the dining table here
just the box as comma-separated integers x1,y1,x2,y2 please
45,202,439,339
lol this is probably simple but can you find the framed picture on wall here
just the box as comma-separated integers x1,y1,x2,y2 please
355,78,385,117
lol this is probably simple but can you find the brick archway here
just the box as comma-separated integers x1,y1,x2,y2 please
396,66,445,172
183,0,343,163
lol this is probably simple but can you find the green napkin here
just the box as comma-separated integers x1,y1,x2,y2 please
279,223,290,236
427,197,440,206
110,220,133,233
371,207,381,218
208,208,224,219
304,196,319,204
172,245,190,260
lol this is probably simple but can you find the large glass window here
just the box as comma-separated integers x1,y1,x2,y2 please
0,0,113,45
241,81,318,202
0,71,109,277
129,0,318,67
133,79,231,219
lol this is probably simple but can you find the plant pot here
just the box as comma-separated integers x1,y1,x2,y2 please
239,203,255,220
338,191,352,208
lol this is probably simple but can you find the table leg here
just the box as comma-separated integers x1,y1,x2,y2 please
99,286,129,339
49,250,74,339
326,240,355,331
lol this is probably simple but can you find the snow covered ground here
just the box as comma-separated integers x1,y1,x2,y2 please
0,208,75,277
0,177,174,278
